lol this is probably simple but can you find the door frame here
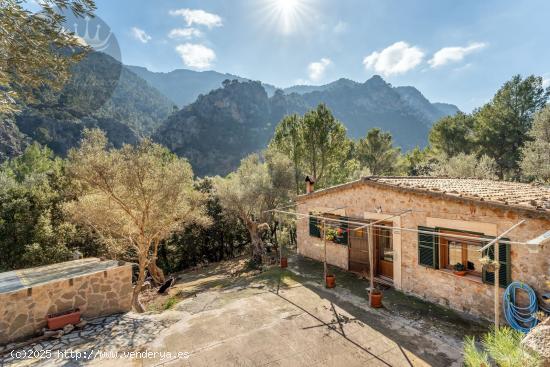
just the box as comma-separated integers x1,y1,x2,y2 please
374,223,394,280
363,211,402,289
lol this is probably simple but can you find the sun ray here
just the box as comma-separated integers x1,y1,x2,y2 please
257,0,315,35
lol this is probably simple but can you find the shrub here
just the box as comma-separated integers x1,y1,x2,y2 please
464,327,540,367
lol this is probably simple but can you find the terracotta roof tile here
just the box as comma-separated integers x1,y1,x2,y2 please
369,177,550,211
297,176,550,217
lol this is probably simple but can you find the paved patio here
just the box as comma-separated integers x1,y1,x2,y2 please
1,256,488,366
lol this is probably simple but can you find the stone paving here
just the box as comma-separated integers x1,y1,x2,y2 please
0,313,178,366
0,255,489,367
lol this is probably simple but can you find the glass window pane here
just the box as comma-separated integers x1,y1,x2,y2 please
466,244,482,273
379,228,393,262
448,241,462,266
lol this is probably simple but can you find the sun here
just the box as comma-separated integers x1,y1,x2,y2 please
260,0,313,35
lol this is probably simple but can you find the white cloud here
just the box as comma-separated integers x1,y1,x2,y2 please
169,8,223,29
308,58,332,82
363,41,424,76
131,27,152,43
168,28,203,39
175,43,216,70
428,42,487,68
542,76,550,88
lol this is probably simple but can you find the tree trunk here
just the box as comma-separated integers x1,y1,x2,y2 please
246,221,264,265
148,239,165,285
148,262,165,285
132,257,147,313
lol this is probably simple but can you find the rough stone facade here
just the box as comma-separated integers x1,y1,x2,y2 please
297,181,550,322
0,262,132,344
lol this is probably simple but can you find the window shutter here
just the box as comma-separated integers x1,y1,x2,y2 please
418,226,439,268
309,214,321,238
482,238,511,288
335,216,349,245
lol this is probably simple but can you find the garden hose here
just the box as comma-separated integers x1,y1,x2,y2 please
503,282,539,333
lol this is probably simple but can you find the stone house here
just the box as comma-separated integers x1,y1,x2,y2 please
296,177,550,321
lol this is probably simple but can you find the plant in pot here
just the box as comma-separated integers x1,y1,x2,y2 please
479,256,498,272
370,288,383,308
453,263,467,276
325,228,338,242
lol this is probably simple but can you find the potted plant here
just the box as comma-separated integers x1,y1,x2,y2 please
479,256,499,272
453,263,467,276
325,228,338,242
370,288,383,308
280,256,288,268
325,273,336,288
47,308,81,330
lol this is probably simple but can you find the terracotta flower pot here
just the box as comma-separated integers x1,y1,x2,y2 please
325,274,336,288
47,308,81,330
453,271,467,276
280,257,288,268
370,292,383,308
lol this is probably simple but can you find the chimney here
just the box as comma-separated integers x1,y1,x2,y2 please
305,176,315,194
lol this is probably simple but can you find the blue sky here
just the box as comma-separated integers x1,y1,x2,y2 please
91,0,550,112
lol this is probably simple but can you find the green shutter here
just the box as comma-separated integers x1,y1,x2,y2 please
482,238,511,288
418,226,439,268
335,216,349,245
309,214,321,238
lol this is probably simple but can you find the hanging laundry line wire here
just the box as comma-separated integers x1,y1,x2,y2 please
269,208,532,246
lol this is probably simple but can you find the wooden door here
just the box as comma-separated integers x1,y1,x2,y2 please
375,225,393,279
349,226,369,273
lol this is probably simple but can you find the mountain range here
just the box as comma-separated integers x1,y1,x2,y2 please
0,51,459,176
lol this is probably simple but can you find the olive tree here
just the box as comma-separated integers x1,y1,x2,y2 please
0,0,95,113
65,129,208,311
215,150,294,264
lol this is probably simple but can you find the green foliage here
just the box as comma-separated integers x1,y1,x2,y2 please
429,112,475,156
157,178,249,273
215,151,294,263
355,128,401,175
163,296,179,310
402,147,435,176
431,153,498,179
0,143,75,270
473,75,549,179
464,327,541,367
270,114,303,194
463,336,490,367
301,104,350,186
521,106,550,182
0,0,95,113
270,104,354,190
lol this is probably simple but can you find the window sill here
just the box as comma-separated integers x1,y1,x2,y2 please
437,268,484,284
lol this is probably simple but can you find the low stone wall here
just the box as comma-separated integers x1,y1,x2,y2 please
0,262,133,344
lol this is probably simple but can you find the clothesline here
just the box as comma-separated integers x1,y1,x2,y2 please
270,209,531,246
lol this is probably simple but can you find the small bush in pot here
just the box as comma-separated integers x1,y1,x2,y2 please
453,263,467,276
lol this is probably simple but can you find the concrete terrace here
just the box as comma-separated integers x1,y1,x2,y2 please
0,258,121,294
2,255,489,366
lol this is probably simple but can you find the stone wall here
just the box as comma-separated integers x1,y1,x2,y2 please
297,183,550,322
297,236,349,270
0,263,133,344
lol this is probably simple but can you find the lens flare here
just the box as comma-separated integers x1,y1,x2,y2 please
260,0,313,35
